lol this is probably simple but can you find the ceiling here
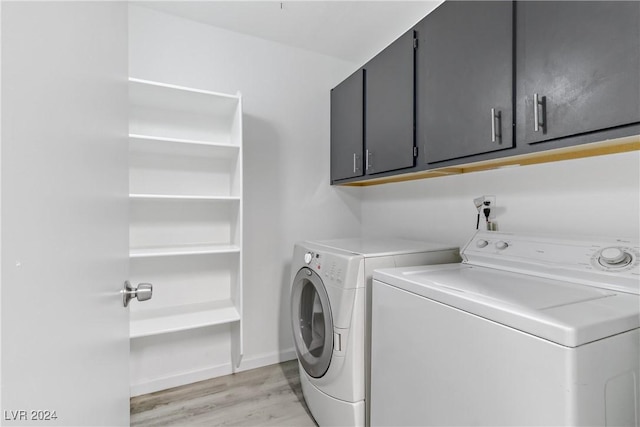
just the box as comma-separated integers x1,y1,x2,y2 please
137,1,442,64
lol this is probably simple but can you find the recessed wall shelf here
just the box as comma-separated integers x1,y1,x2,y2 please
129,78,240,116
130,244,241,258
129,194,241,201
128,77,243,394
129,77,242,143
129,134,239,158
130,300,240,339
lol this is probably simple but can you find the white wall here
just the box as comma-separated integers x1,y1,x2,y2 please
362,151,640,248
129,5,361,370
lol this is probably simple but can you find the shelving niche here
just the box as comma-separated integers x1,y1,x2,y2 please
128,78,243,396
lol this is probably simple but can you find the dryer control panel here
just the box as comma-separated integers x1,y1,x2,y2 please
303,251,347,287
463,231,640,295
296,245,364,291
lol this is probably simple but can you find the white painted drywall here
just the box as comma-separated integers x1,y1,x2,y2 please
137,1,442,64
361,151,640,248
128,5,361,374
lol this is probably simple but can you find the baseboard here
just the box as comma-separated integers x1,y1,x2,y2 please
237,347,297,373
129,348,298,397
130,363,233,397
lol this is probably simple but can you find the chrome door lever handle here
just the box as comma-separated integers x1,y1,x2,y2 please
122,281,153,307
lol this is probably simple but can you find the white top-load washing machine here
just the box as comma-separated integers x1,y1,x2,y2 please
371,230,640,426
290,238,459,427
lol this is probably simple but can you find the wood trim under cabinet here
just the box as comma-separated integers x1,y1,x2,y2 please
339,134,640,186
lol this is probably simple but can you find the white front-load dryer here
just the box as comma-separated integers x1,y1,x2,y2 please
290,238,459,427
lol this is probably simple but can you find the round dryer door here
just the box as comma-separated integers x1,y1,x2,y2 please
291,267,334,378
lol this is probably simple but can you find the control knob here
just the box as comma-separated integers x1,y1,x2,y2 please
304,252,314,264
476,239,489,248
598,247,632,268
495,241,509,250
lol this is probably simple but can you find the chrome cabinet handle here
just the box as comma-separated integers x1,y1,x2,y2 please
491,108,502,142
533,93,545,132
491,108,496,142
533,93,539,132
352,153,362,173
122,281,153,307
365,149,372,172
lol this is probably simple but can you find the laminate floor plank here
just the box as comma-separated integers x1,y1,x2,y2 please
130,360,317,427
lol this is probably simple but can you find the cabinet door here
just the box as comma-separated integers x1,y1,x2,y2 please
417,1,514,164
516,1,640,145
331,70,364,182
364,30,416,174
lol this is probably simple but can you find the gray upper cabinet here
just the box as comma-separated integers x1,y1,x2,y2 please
330,0,639,185
331,70,364,182
364,30,416,174
516,1,640,145
417,1,514,164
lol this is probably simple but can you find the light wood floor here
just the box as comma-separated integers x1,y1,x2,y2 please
130,360,317,427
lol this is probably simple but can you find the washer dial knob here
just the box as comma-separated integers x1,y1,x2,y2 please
304,252,314,264
495,241,509,250
598,247,632,268
476,239,489,248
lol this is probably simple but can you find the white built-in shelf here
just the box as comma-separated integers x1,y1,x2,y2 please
128,76,244,380
130,300,240,339
130,244,241,258
129,194,241,202
129,78,240,117
129,134,239,158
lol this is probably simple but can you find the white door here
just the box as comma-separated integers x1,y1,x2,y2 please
1,2,130,425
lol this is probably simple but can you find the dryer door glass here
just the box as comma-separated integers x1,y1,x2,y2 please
291,267,334,378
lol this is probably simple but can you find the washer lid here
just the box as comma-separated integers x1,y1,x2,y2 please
374,264,640,347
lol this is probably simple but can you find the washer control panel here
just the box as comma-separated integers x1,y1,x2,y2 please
594,247,634,270
462,231,640,294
